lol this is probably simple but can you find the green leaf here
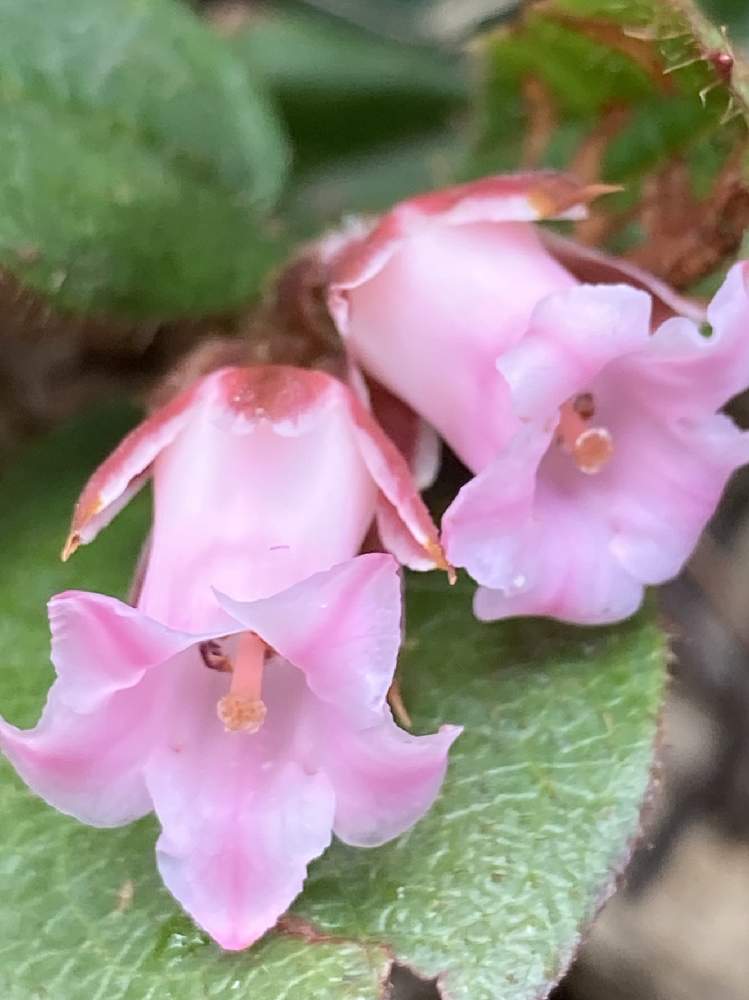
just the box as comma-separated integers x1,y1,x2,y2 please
228,6,467,229
702,0,749,40
233,6,464,103
284,133,465,232
471,0,749,289
0,0,289,318
0,408,664,999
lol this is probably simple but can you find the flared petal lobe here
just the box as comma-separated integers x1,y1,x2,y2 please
63,379,204,559
0,592,198,826
216,553,402,725
144,654,336,951
619,261,749,412
322,713,461,848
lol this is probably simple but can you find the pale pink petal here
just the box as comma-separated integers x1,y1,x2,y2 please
63,378,204,558
328,171,611,331
0,593,201,826
345,389,448,571
600,404,749,584
145,659,335,951
443,426,647,624
365,378,442,490
0,684,157,827
621,262,749,412
327,174,609,472
137,368,379,630
442,426,550,591
319,710,461,848
216,554,402,723
541,230,706,326
472,524,643,626
375,495,436,572
496,284,652,421
47,591,202,712
465,456,644,625
332,220,571,472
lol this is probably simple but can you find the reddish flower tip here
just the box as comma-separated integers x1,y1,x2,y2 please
63,494,105,560
424,538,455,582
60,532,80,562
528,180,622,218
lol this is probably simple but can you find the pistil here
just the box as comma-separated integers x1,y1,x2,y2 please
216,632,268,734
556,394,613,475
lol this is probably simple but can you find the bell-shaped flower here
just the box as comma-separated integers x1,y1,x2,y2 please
63,364,448,631
329,172,620,471
0,555,460,949
453,267,749,623
328,173,749,623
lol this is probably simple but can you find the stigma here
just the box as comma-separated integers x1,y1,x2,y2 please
217,693,267,734
556,393,614,475
202,632,269,734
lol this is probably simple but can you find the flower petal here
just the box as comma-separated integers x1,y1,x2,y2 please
622,262,749,413
137,367,380,630
365,377,442,491
605,411,749,584
320,709,461,848
496,283,652,422
472,525,644,625
216,554,402,723
47,591,202,712
442,426,550,591
0,592,201,826
375,495,437,572
345,389,448,570
328,171,612,332
541,230,706,326
444,427,646,624
331,219,573,472
145,660,335,951
63,378,204,558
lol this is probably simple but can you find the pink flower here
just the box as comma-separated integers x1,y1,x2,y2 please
0,555,460,949
63,364,448,631
329,173,621,471
328,173,749,623
1,365,460,947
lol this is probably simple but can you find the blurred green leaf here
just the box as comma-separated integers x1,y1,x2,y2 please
471,0,749,288
294,0,517,45
235,5,464,100
0,407,664,999
0,0,289,318
701,0,749,40
285,133,463,229
227,6,467,228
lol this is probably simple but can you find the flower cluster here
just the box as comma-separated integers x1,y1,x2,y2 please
2,171,748,951
328,172,749,624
